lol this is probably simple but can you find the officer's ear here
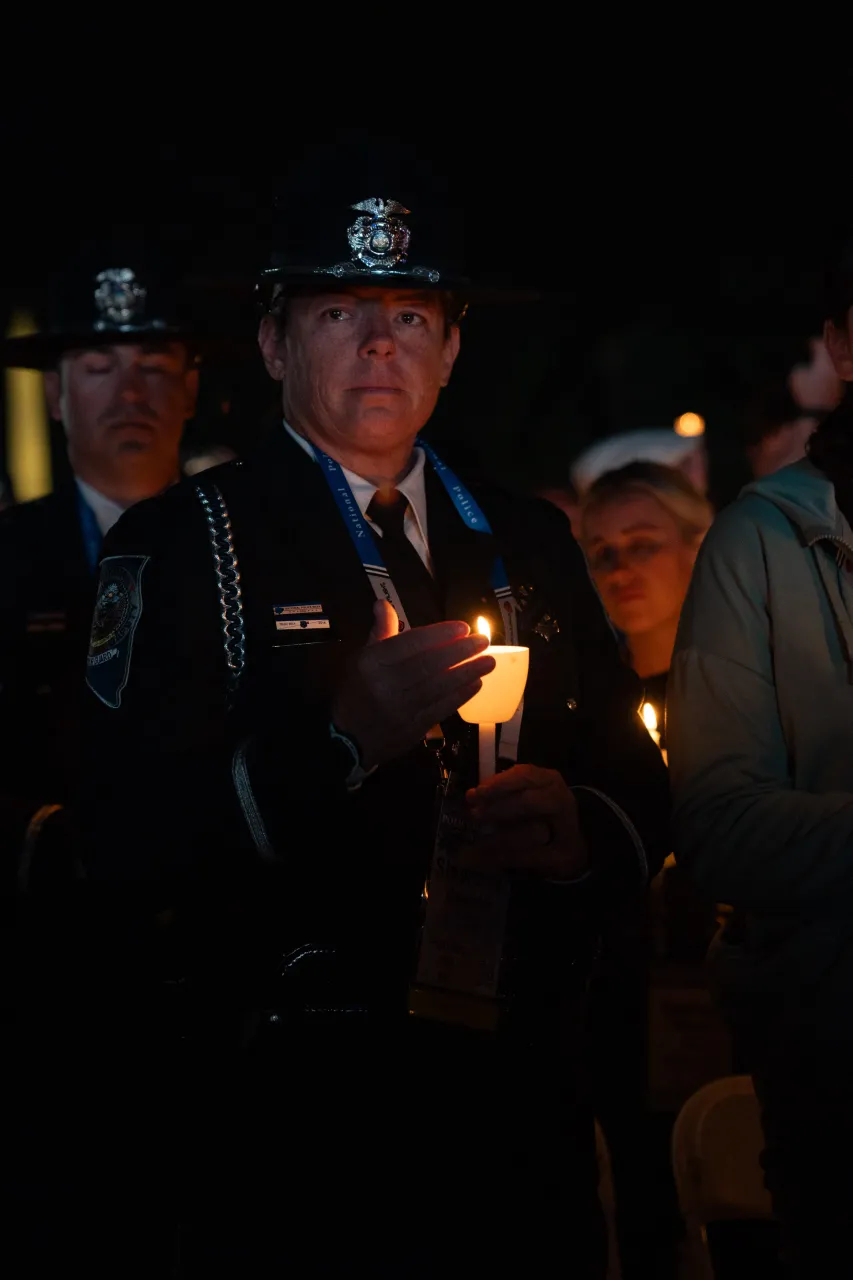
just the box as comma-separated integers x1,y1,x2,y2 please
43,369,63,422
258,315,286,382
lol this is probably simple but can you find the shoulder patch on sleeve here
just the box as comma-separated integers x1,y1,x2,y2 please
86,555,150,709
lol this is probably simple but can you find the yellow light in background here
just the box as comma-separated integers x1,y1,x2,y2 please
476,616,491,643
5,312,51,501
674,412,705,438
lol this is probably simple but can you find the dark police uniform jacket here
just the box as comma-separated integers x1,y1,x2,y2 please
76,426,669,1040
70,428,671,1274
0,485,96,859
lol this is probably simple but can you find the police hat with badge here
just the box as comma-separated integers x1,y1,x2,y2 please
1,244,203,371
258,192,472,321
256,142,537,322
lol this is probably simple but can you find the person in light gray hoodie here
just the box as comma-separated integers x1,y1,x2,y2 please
668,236,853,1276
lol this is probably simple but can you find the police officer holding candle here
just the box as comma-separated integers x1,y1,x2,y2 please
77,162,669,1277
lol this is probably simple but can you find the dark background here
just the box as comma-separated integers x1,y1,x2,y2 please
0,56,848,510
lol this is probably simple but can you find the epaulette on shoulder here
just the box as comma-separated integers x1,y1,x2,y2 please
102,481,201,558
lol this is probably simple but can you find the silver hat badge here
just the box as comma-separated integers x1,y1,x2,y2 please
347,198,411,270
318,197,440,283
93,268,147,329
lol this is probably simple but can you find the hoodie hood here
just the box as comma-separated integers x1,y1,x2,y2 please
741,458,853,549
743,459,853,673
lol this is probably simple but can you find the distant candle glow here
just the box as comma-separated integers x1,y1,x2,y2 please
674,412,705,438
641,701,666,763
477,616,491,642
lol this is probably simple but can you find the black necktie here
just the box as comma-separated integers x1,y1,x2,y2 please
366,489,441,628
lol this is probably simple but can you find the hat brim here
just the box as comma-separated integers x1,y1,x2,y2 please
256,266,539,306
1,325,211,371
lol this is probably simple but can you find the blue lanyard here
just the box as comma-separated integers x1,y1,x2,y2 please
75,486,103,574
418,440,517,636
312,438,518,643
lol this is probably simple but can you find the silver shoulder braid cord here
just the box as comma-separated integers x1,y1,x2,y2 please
195,481,275,860
196,480,355,1013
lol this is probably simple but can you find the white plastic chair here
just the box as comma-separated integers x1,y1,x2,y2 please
671,1075,774,1279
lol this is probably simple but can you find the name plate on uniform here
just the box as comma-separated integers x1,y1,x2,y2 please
409,773,511,1032
273,602,330,632
276,618,330,632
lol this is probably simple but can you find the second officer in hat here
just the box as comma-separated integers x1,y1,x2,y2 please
78,182,669,1276
0,250,201,869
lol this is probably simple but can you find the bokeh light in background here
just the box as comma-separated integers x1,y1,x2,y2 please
674,413,706,439
4,312,51,501
0,97,847,511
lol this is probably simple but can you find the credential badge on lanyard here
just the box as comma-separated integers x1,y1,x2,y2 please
312,439,519,643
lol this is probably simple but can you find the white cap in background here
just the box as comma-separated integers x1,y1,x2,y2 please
571,428,708,496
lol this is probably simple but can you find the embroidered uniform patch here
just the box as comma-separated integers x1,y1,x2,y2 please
273,603,330,632
86,555,149,708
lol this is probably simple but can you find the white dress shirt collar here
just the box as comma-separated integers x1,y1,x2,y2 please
283,419,431,569
75,477,127,538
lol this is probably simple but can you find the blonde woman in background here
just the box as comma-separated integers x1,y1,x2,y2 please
580,461,714,743
578,462,714,1273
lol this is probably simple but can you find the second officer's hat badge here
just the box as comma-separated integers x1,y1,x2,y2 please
94,268,148,330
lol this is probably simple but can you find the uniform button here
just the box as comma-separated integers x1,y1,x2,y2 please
566,698,578,711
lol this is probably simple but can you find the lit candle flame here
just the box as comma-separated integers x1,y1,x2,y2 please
476,616,491,643
641,702,658,733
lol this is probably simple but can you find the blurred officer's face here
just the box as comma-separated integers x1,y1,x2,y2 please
44,341,198,496
258,287,460,460
824,308,853,384
583,493,701,639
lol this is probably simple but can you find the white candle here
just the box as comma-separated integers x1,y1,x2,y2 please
459,618,530,783
478,723,496,783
